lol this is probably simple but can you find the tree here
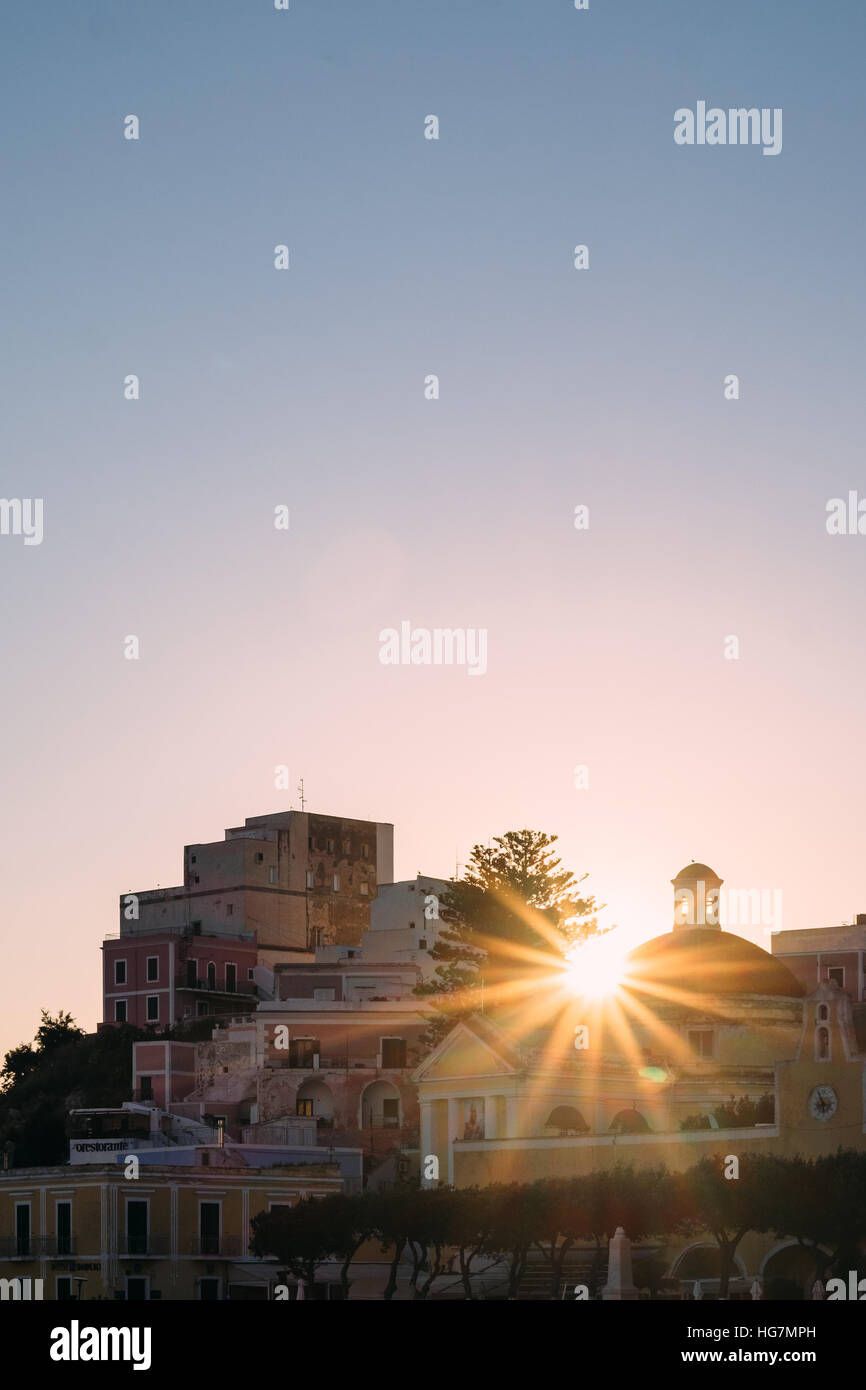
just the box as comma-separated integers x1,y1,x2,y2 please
486,1182,542,1299
0,1014,149,1166
448,1187,502,1299
416,829,603,1044
680,1093,774,1132
764,1151,866,1290
681,1154,775,1298
250,1198,336,1291
319,1193,375,1299
366,1183,418,1301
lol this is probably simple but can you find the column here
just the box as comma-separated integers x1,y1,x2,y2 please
447,1098,459,1184
420,1101,434,1184
484,1095,498,1140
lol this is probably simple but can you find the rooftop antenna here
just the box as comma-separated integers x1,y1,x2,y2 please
297,778,306,811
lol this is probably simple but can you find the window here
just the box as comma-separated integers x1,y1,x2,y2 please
126,1277,148,1301
225,903,233,917
115,1000,127,1023
114,959,127,985
332,875,340,892
361,844,369,860
207,962,216,990
200,1202,220,1256
288,1037,319,1068
360,882,369,896
828,967,845,988
314,987,335,1001
140,1076,153,1101
197,1001,210,1017
15,1203,30,1258
56,1277,73,1301
381,1037,407,1068
817,1003,829,1021
296,1098,314,1117
186,960,197,987
343,838,351,854
255,852,264,863
268,866,277,885
687,1030,715,1058
225,964,237,993
306,871,314,889
817,1026,830,1060
193,875,200,885
248,967,255,981
191,854,197,864
199,1279,221,1301
126,1200,148,1256
146,996,159,1022
327,838,335,853
146,956,158,982
56,1202,72,1256
419,938,427,950
382,1098,399,1128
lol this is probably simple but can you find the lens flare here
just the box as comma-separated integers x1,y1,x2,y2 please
563,932,626,999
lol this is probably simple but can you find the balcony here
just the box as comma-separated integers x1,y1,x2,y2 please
186,1234,246,1258
0,1235,79,1258
118,1234,171,1257
271,1054,410,1072
176,976,255,998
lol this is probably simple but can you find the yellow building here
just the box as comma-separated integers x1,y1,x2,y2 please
415,863,866,1293
0,1158,341,1301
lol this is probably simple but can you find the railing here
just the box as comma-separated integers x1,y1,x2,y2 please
270,1055,411,1072
117,1234,171,1257
175,976,255,996
187,1235,247,1258
0,1236,79,1258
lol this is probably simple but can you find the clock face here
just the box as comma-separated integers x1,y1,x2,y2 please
808,1084,838,1121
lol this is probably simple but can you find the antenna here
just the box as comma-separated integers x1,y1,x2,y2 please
297,778,306,811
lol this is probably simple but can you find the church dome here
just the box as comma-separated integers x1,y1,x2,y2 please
672,862,721,884
623,927,804,998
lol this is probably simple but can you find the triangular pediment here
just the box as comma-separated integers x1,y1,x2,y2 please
413,1019,519,1082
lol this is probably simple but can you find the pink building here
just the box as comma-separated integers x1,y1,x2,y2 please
772,917,866,1001
102,934,258,1030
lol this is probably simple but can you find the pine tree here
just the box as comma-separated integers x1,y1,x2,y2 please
416,829,602,1046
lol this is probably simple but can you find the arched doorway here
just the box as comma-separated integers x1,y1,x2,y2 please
296,1079,334,1126
760,1242,825,1300
360,1079,401,1130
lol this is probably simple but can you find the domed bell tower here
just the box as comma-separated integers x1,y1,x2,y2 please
672,862,723,931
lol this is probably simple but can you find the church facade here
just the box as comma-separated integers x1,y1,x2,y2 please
414,864,866,1293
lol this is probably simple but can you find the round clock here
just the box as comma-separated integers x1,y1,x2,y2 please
808,1084,838,1121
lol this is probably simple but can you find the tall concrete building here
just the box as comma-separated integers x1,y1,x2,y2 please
101,809,394,1030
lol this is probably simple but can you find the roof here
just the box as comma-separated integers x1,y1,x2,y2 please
671,863,722,884
624,928,805,998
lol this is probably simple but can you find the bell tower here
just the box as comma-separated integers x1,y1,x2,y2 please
672,862,723,931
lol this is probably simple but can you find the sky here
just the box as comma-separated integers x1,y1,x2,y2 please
1,0,865,1057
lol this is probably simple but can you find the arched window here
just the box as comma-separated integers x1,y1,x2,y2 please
545,1105,589,1135
609,1107,650,1134
817,1004,829,1021
207,961,216,990
816,1027,829,1061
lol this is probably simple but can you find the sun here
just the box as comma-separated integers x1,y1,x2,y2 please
562,932,627,1000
